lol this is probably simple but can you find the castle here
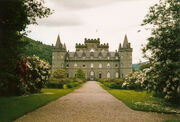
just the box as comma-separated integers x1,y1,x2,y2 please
52,35,132,80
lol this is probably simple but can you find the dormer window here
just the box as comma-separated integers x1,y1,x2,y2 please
115,56,118,59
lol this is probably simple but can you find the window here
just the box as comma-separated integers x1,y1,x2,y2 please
91,63,94,68
99,72,102,78
121,74,124,78
115,64,118,67
82,64,86,68
107,63,110,68
90,71,94,75
67,73,69,78
99,63,102,68
115,56,118,59
74,63,77,67
66,64,69,68
107,72,110,78
107,57,110,60
115,72,119,78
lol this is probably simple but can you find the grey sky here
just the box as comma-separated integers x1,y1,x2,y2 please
27,0,157,63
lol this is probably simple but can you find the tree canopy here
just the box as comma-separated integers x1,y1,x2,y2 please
0,0,52,95
142,0,180,103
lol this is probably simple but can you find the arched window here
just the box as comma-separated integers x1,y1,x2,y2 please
107,72,110,78
99,63,102,68
90,71,94,75
99,72,102,78
115,72,119,78
91,63,94,68
74,63,77,67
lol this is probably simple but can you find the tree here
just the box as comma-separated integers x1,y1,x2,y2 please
142,0,180,103
139,63,151,71
0,0,52,95
75,68,85,80
53,69,67,79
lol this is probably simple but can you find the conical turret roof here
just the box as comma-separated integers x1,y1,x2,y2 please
55,34,62,48
123,34,128,48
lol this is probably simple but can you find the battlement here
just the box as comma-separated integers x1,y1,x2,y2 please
97,43,109,48
75,43,87,48
84,38,100,44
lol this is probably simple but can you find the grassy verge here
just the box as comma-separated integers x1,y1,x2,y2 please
99,83,180,114
0,86,81,122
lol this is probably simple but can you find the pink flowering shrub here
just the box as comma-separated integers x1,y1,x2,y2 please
16,56,51,94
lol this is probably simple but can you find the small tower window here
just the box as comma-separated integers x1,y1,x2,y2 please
107,63,110,68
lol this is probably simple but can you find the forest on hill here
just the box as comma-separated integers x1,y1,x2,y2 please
23,37,52,64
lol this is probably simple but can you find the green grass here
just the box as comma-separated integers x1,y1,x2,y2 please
0,87,79,122
100,83,180,114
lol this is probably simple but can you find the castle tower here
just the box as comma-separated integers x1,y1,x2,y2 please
52,35,67,73
118,34,132,78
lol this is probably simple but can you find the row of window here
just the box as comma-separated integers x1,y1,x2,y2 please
67,56,119,60
67,72,124,78
66,63,119,68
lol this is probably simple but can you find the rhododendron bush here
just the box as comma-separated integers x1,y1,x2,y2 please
16,56,51,94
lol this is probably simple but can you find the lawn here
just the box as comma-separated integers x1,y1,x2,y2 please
100,84,180,114
0,88,78,122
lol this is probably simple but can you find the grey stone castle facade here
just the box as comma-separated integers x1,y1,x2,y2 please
52,35,132,80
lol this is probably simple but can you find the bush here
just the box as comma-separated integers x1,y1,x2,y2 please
99,78,124,89
53,69,67,79
46,78,82,89
122,72,143,90
75,68,85,80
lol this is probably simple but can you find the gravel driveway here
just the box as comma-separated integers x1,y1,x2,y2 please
15,81,180,122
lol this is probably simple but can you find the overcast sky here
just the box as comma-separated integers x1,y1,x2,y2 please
27,0,157,64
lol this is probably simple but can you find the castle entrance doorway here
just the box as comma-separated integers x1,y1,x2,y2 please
90,71,95,81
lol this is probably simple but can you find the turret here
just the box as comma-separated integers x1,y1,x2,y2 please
52,34,67,73
118,34,133,78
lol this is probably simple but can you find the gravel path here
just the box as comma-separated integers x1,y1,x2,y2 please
15,81,180,122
